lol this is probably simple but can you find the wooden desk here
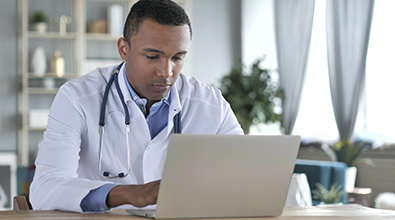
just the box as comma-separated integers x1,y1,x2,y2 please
1,205,395,220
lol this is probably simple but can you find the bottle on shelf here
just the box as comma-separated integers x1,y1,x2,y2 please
31,46,47,77
51,50,65,77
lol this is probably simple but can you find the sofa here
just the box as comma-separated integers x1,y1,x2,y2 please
294,159,348,205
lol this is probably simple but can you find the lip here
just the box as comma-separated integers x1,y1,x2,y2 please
152,84,171,92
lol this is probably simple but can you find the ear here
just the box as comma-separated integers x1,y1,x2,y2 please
117,37,129,61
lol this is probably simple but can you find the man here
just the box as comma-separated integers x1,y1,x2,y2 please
30,0,243,213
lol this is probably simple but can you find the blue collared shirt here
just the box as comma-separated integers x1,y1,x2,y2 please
80,67,172,212
123,68,171,140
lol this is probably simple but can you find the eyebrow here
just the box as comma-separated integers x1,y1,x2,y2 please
143,48,188,55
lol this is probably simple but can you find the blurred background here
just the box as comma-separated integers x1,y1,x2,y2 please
1,0,395,210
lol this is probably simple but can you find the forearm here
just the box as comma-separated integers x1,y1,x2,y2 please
30,166,109,212
107,180,160,208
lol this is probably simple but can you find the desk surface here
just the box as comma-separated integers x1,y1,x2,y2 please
1,205,395,220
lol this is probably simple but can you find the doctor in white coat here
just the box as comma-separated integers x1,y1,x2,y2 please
30,0,243,213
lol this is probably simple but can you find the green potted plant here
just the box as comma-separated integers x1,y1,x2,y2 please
322,139,374,192
322,139,373,167
31,10,48,34
312,182,345,204
218,57,284,134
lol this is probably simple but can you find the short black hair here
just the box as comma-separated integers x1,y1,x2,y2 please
123,0,192,44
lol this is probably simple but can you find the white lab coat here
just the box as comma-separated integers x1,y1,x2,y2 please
30,64,244,212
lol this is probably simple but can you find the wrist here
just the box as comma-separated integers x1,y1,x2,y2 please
106,185,130,208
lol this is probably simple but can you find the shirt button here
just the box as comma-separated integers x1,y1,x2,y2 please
146,147,150,151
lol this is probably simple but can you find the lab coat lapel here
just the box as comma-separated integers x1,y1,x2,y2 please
167,81,182,135
117,63,133,103
117,63,151,140
148,78,182,142
102,63,132,115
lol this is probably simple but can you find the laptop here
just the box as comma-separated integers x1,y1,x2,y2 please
127,134,301,219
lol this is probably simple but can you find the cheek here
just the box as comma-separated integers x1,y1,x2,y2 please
129,58,154,76
172,62,184,74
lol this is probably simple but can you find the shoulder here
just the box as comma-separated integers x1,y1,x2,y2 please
174,74,243,135
176,73,223,104
60,65,117,100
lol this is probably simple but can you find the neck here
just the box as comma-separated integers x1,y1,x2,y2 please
145,100,158,115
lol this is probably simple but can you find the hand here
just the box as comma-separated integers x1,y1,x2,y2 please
106,180,161,208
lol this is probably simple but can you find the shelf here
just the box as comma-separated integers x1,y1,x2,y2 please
27,73,76,80
27,31,78,39
86,33,121,41
28,127,46,132
18,0,136,166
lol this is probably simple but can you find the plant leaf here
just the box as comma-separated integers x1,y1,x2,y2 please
312,182,345,204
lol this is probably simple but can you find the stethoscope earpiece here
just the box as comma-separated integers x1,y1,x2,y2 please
102,171,125,178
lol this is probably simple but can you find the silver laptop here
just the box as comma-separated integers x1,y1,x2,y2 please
127,134,301,219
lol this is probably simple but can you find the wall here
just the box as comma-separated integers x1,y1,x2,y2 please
242,0,277,70
0,0,242,152
189,0,242,87
0,0,18,152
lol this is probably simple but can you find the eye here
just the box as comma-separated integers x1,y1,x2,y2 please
172,56,183,61
145,55,159,60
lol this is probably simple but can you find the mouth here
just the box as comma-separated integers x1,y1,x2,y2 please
152,84,171,92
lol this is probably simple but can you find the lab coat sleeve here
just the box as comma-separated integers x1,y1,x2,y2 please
29,84,112,213
214,86,244,135
216,90,244,135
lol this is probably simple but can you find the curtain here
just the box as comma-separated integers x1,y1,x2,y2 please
274,0,315,134
326,0,375,140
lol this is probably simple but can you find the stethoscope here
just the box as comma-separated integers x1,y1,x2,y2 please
98,62,181,178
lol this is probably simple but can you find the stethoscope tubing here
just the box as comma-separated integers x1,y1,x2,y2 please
98,62,181,178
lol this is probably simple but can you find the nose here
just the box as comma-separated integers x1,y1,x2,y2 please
156,59,173,79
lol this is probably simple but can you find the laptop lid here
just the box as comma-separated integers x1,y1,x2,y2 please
150,134,301,219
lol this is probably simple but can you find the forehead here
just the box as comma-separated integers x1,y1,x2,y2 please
130,19,191,52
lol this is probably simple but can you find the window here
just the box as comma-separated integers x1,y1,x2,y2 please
243,0,395,141
293,0,395,142
292,0,338,139
363,0,395,140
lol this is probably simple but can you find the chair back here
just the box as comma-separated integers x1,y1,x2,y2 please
13,196,32,210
